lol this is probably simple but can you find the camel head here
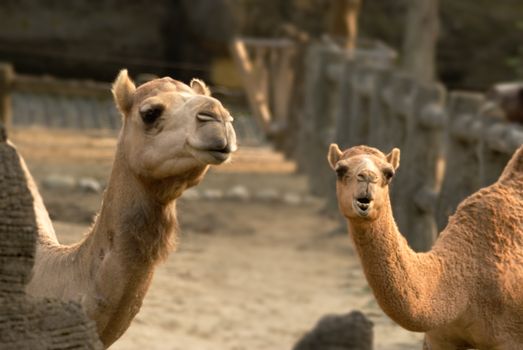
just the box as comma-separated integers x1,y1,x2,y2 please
111,70,237,186
327,144,400,221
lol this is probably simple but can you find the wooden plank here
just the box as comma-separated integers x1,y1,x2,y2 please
13,74,111,98
271,47,295,126
230,38,271,132
238,37,293,49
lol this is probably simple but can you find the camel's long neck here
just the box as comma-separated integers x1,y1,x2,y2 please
88,150,177,266
79,148,179,345
347,198,463,332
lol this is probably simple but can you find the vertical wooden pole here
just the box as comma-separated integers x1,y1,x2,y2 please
344,0,362,51
0,63,14,130
328,0,361,51
402,0,439,82
230,39,272,132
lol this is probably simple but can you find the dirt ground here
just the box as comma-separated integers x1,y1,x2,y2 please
11,127,424,350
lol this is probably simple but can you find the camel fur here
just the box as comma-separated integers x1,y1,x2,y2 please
328,143,523,350
25,70,237,347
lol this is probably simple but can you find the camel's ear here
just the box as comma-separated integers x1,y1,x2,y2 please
112,69,136,116
327,143,343,170
387,148,401,170
190,78,211,96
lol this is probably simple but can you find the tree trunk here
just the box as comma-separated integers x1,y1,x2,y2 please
402,0,439,82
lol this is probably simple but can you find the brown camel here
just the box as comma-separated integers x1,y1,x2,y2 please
327,143,523,349
25,70,237,347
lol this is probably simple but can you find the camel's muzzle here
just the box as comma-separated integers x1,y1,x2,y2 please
187,121,237,165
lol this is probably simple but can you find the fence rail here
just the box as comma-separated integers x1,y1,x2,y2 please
0,64,119,131
0,63,263,145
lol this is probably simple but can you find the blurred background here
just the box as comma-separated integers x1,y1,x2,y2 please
1,0,522,88
1,1,522,349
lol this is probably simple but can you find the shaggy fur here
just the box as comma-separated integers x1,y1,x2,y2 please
25,70,237,347
328,143,523,349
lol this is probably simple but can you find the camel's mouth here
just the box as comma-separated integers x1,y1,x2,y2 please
187,144,233,165
207,149,232,163
353,196,373,217
198,149,232,164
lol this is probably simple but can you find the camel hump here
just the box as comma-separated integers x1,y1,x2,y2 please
500,145,523,181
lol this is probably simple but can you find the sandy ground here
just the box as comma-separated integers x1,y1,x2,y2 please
11,127,424,350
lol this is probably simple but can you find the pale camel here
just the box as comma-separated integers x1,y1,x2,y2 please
25,70,237,347
327,143,523,349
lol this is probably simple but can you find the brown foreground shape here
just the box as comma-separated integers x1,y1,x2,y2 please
0,126,102,348
328,143,523,350
24,70,237,347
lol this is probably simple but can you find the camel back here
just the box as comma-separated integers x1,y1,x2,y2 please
500,145,523,181
0,123,102,348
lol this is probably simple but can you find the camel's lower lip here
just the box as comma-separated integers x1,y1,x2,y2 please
353,198,373,216
207,150,231,162
187,145,232,164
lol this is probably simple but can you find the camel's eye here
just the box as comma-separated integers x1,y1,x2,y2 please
197,111,219,122
335,165,348,179
383,167,395,182
141,106,164,124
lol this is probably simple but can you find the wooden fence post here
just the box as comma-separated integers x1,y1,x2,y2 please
436,92,484,230
0,63,14,129
230,38,272,133
480,116,523,186
300,45,343,197
393,82,446,251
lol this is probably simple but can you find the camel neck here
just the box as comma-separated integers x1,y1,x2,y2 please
346,198,451,331
348,201,405,253
88,148,178,266
348,200,415,271
77,147,180,345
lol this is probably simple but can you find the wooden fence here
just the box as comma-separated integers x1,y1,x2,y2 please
288,42,523,251
0,63,263,146
2,44,523,253
0,63,119,130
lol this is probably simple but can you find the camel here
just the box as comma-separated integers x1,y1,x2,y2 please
327,143,523,349
24,70,237,347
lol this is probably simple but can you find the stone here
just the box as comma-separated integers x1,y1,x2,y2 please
254,188,280,202
201,189,224,200
226,185,250,201
42,174,76,191
78,177,102,193
283,192,302,205
292,311,373,350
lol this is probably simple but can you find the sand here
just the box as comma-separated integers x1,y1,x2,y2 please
13,127,424,350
